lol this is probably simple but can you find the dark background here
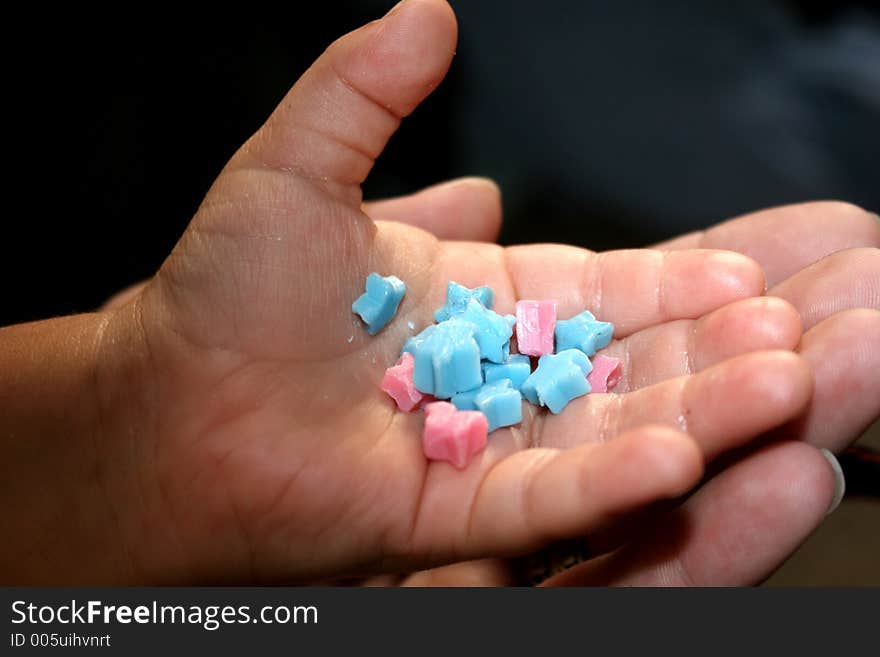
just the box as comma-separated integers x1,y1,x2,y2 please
4,0,878,326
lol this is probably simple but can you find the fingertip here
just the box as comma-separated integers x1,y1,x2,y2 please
749,441,840,526
443,177,502,241
663,249,766,320
736,297,806,350
807,201,880,248
386,0,458,46
760,296,804,350
712,351,815,434
754,350,814,416
245,0,459,186
354,0,458,117
718,349,814,412
681,350,815,458
693,296,804,370
706,250,767,298
432,177,501,209
791,308,880,450
449,176,502,205
617,425,705,497
694,201,879,288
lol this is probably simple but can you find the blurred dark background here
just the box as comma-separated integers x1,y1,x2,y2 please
4,0,878,326
3,0,878,584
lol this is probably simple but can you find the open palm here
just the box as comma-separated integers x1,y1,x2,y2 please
388,199,879,587
96,0,846,583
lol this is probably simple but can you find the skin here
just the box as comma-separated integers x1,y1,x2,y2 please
1,0,877,585
385,198,880,586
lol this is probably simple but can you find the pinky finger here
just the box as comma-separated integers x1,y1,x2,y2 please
543,441,841,586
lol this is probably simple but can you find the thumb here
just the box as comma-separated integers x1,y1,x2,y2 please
234,0,457,200
147,1,457,354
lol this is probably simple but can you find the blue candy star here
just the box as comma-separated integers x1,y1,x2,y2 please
451,386,481,411
521,349,593,414
402,318,483,399
434,281,495,322
554,310,614,356
456,298,514,364
482,353,531,393
351,273,406,335
474,378,523,432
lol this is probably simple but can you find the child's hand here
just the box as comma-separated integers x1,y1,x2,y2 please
0,0,841,584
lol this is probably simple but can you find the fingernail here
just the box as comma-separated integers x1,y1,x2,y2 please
820,448,845,516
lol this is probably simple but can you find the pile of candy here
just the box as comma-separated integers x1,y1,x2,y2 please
352,274,622,469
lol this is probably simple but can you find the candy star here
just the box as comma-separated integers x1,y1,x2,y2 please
521,349,593,414
434,281,495,322
482,353,532,393
457,298,515,363
402,318,483,399
587,355,622,393
451,386,481,411
351,273,406,335
554,310,614,357
474,378,523,432
516,300,557,357
422,401,489,469
380,352,425,412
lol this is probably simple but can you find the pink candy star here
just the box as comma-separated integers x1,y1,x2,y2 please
587,355,622,393
380,352,425,412
515,300,557,356
422,401,488,470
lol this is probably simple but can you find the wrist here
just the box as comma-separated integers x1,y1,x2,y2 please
0,311,142,582
91,297,193,583
0,297,181,583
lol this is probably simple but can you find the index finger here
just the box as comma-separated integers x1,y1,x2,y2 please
653,201,880,287
503,244,764,337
